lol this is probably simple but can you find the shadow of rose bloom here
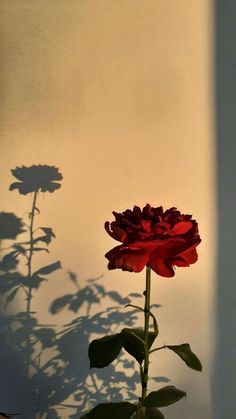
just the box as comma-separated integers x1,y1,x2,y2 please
9,165,63,195
0,212,25,240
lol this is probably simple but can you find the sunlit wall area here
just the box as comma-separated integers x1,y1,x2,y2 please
0,1,214,418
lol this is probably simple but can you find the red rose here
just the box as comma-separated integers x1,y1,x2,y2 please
105,204,201,277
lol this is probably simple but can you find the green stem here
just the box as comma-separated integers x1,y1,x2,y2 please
26,190,38,371
141,266,151,402
149,345,165,354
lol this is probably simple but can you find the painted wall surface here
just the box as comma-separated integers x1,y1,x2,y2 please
0,1,215,418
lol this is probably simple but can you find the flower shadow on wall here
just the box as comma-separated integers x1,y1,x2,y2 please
0,212,25,241
0,164,63,417
9,165,63,195
0,165,167,418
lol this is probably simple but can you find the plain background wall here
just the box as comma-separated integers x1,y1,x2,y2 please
0,1,215,418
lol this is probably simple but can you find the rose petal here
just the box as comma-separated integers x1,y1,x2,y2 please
104,222,127,242
105,244,123,260
149,238,186,258
106,246,149,273
112,224,127,242
171,221,193,235
149,256,175,277
174,240,201,266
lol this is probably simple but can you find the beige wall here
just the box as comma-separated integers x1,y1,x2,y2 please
0,1,215,418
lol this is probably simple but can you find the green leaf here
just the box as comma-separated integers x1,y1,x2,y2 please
122,329,145,364
131,328,157,348
143,386,186,407
81,402,137,419
132,407,165,419
122,328,157,364
35,261,62,275
89,333,124,368
131,406,146,419
166,343,202,371
145,408,165,419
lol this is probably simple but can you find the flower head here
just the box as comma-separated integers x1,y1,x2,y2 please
9,165,63,195
105,204,201,277
0,212,25,240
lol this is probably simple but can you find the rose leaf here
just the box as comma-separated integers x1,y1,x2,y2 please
166,343,202,371
143,386,186,407
131,406,165,419
122,328,157,363
89,333,124,368
80,402,136,419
